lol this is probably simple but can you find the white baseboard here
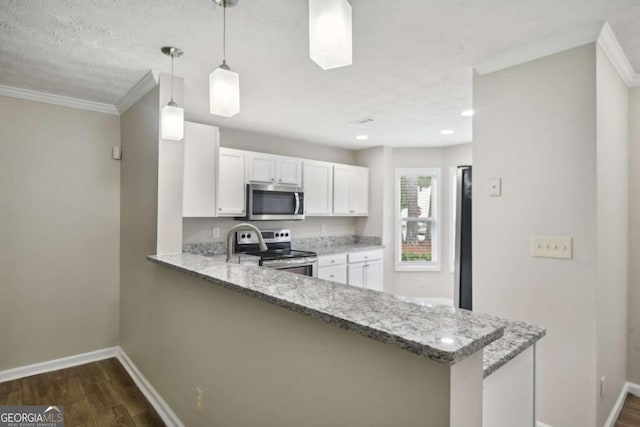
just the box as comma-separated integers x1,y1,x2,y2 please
116,347,184,427
603,381,640,427
0,347,118,383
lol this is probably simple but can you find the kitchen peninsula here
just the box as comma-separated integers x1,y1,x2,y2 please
149,251,544,426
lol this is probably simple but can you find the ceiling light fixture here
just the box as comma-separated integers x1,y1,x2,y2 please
160,46,184,141
309,0,352,70
356,134,369,140
210,0,240,117
441,129,454,135
461,109,474,117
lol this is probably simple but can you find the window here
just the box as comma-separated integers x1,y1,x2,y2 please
395,168,440,271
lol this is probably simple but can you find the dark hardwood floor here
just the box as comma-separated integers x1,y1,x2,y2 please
0,358,164,427
616,394,640,426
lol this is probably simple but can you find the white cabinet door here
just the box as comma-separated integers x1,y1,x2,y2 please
217,148,246,216
247,153,276,183
363,260,383,291
349,167,369,215
333,165,351,214
277,158,302,186
347,263,365,287
182,122,219,217
303,160,333,215
318,264,347,284
333,164,369,216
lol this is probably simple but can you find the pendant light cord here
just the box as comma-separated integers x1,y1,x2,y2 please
170,53,174,102
222,3,227,65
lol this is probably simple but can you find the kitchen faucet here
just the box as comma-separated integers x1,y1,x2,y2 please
226,223,268,262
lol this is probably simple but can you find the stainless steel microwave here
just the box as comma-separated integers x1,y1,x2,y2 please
237,184,305,221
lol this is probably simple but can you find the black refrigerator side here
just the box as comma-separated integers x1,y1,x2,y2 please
454,166,472,311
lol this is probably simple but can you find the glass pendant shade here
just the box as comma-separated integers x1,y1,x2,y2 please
309,0,352,70
161,103,184,141
209,65,240,117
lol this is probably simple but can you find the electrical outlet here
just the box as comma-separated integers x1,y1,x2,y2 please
530,236,573,259
196,387,204,415
212,227,220,239
600,376,606,400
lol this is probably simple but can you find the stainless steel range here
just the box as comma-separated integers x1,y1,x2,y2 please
234,229,318,277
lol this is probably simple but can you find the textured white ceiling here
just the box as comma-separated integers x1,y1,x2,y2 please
1,0,639,148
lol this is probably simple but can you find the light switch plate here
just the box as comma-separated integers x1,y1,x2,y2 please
531,236,573,259
489,177,501,197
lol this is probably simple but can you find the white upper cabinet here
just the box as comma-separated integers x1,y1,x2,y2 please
247,152,302,186
247,152,276,184
303,160,333,215
333,164,369,216
217,148,246,216
182,122,219,218
277,157,302,186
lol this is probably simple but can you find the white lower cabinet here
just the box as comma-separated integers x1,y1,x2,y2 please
318,264,347,284
348,259,383,291
319,249,383,291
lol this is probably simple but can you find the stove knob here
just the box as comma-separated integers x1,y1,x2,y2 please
241,234,246,239
285,233,289,237
275,233,280,237
247,233,252,239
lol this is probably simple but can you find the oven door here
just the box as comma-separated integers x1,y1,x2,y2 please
247,184,305,221
262,258,318,277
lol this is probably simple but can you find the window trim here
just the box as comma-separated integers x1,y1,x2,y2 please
394,167,441,272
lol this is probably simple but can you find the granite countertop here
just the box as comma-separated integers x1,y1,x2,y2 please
481,318,546,378
149,253,504,366
308,243,385,256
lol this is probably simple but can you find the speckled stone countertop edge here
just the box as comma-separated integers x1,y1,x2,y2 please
311,244,386,256
482,324,546,378
147,254,505,366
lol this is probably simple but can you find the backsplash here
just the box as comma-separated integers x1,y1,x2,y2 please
183,235,382,256
183,217,357,244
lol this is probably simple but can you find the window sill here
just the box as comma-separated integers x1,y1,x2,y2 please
395,263,441,272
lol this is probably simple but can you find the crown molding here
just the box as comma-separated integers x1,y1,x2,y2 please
597,22,640,88
474,22,604,75
116,70,159,114
0,84,119,115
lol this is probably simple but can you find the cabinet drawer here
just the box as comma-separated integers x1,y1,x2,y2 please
318,264,347,284
348,249,383,264
318,253,347,267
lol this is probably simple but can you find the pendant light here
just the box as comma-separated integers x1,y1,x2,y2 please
209,0,240,117
309,0,352,70
160,46,184,141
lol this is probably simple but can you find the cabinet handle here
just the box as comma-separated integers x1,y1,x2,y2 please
279,178,282,182
271,178,275,181
349,210,355,213
330,275,334,278
219,208,222,211
331,260,335,263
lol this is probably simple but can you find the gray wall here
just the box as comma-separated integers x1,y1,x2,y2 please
120,87,457,427
182,127,359,244
473,44,599,427
595,45,629,427
356,144,471,297
0,96,120,370
629,86,640,384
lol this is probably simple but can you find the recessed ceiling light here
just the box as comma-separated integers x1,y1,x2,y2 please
461,109,474,117
440,129,454,135
356,134,369,140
